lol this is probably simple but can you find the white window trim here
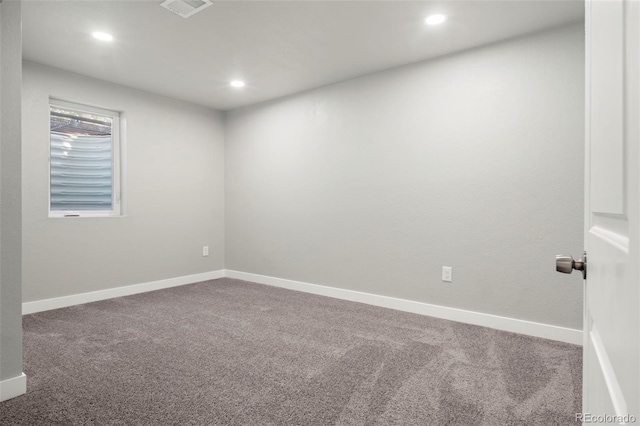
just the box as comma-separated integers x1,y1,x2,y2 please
48,99,122,218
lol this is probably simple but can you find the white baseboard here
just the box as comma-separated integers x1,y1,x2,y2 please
22,270,225,315
0,373,26,402
20,268,582,345
224,270,583,345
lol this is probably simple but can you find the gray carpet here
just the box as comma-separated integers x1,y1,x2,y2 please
0,278,582,425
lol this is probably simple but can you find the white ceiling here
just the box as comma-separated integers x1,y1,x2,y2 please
22,1,584,111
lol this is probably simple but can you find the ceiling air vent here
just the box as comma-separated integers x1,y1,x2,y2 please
160,0,213,18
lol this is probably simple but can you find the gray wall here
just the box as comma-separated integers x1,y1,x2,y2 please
0,0,23,381
22,62,225,303
225,24,585,329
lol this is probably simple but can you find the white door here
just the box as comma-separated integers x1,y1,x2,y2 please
582,0,639,422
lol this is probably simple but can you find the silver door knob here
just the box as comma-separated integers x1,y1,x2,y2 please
556,251,587,279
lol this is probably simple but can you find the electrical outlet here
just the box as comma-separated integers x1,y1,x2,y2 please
442,266,452,282
202,246,209,257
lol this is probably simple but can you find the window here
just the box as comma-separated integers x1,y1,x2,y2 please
49,100,121,217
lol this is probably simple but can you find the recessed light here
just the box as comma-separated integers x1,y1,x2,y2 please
425,14,447,26
230,80,246,88
92,31,114,42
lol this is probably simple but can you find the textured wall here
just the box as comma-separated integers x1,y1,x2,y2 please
225,24,585,329
22,62,225,302
0,0,23,381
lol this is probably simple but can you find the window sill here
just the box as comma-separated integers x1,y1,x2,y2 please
48,212,125,219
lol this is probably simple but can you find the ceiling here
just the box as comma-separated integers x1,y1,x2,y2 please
22,1,584,111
